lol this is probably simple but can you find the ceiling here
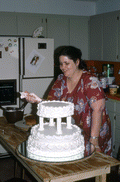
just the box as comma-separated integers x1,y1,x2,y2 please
74,0,99,2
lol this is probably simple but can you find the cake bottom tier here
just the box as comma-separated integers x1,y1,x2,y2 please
27,123,85,162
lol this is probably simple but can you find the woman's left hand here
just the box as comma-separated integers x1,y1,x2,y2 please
95,146,101,152
90,137,101,153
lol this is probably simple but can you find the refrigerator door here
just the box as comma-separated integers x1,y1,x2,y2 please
0,37,19,156
0,37,19,80
0,37,20,110
22,38,54,78
22,78,54,114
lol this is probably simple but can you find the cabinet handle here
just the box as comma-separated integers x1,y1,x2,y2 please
114,115,116,120
113,145,115,149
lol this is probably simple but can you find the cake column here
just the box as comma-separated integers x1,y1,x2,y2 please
56,117,62,135
49,118,54,126
39,116,44,131
67,116,72,129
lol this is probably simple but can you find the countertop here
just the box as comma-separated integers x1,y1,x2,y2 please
106,92,120,101
0,117,120,182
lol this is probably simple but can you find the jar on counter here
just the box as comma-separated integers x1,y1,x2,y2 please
109,85,119,95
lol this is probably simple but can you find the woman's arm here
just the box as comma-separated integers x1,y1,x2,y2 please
90,98,105,149
20,91,42,103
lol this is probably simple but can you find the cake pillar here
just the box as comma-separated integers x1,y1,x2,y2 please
49,118,54,126
39,116,44,131
67,116,72,129
56,117,62,135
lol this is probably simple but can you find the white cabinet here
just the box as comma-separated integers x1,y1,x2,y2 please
17,13,47,37
89,11,120,62
46,17,70,49
106,98,120,158
0,12,17,35
118,12,120,61
70,17,89,60
114,101,120,158
103,11,119,62
0,12,89,60
46,16,89,58
89,14,103,60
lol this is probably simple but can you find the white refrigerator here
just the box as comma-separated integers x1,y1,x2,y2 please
20,37,54,114
0,37,54,156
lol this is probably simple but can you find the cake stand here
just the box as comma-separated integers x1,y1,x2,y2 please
16,140,95,164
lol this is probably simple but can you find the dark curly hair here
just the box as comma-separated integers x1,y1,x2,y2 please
58,46,87,70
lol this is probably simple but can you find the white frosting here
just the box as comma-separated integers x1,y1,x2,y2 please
27,123,84,162
27,100,85,162
37,100,74,118
20,92,28,99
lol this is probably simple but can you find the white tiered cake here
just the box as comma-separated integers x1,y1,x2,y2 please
27,100,85,162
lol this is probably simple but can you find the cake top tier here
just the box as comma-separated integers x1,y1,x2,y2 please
37,100,74,118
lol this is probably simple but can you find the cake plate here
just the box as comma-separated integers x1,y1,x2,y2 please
16,140,95,164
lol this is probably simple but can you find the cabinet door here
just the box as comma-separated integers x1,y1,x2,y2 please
118,12,120,62
46,17,69,49
114,126,120,158
103,12,118,62
70,17,89,60
0,13,17,35
108,111,115,153
106,99,115,156
89,14,103,60
17,13,46,36
114,101,120,157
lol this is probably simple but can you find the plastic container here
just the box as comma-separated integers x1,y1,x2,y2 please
109,85,119,95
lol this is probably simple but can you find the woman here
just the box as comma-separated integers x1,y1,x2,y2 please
25,46,112,156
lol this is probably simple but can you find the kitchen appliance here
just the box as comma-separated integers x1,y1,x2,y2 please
0,36,54,157
0,79,17,105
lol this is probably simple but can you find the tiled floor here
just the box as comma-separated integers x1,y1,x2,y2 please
0,156,120,182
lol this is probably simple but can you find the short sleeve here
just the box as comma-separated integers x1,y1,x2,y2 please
84,74,105,105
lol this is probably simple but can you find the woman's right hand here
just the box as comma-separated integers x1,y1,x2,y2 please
20,91,42,104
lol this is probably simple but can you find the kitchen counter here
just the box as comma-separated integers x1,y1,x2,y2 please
0,117,120,182
106,92,120,101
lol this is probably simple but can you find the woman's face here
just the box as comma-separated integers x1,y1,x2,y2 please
59,56,79,78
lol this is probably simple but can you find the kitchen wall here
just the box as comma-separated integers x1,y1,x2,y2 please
0,0,96,16
85,60,120,85
96,0,120,15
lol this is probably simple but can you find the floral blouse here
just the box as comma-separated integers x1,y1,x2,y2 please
48,71,112,156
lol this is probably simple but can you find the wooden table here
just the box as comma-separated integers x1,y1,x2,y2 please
0,117,120,182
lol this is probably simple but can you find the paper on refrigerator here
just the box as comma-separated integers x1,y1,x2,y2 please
25,49,45,74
